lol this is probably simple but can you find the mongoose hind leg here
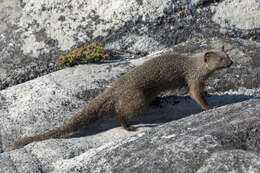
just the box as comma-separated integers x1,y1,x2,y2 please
116,91,148,131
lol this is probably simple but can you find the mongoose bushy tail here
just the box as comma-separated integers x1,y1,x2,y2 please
9,90,115,149
10,46,233,149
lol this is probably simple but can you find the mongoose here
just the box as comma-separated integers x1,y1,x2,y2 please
9,47,233,149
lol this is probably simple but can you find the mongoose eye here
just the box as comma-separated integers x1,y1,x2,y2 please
205,52,210,57
204,52,211,63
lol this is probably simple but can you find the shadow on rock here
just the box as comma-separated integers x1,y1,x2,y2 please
71,93,257,138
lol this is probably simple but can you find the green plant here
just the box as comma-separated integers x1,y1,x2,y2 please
57,43,110,69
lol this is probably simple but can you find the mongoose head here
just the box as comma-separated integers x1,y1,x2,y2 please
203,48,233,71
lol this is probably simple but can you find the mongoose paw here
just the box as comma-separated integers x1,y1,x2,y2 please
205,106,216,110
125,126,136,131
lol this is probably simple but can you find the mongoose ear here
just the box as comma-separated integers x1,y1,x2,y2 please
204,52,210,63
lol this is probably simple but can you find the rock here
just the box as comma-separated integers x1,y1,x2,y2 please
0,61,132,151
1,98,257,173
211,0,260,30
1,0,260,172
51,99,260,173
197,150,260,173
1,0,259,90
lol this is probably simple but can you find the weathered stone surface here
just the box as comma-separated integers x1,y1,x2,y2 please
212,0,260,30
1,0,260,172
0,98,255,173
50,99,260,173
1,0,259,90
51,99,260,173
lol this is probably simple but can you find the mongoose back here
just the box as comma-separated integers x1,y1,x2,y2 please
10,46,233,149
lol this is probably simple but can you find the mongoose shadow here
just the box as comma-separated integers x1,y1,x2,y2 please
199,0,225,7
9,46,234,149
71,93,256,138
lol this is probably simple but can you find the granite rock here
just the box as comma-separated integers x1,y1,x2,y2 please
1,0,259,90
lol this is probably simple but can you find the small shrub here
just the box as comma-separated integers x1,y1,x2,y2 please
57,43,110,69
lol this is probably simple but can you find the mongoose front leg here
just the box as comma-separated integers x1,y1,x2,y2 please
189,82,214,110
